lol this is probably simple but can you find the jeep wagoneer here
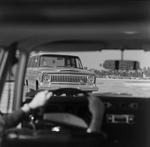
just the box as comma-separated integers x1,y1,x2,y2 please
25,53,98,95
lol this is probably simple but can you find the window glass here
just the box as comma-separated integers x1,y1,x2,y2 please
40,56,65,67
71,58,75,66
0,50,19,113
34,56,39,67
39,55,82,68
76,58,83,69
0,49,5,66
66,59,71,66
30,57,36,67
27,58,31,67
24,50,150,98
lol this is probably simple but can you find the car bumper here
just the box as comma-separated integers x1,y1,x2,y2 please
38,83,98,91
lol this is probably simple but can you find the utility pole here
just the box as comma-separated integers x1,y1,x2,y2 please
120,46,125,61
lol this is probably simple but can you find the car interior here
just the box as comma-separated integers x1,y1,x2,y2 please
0,0,150,147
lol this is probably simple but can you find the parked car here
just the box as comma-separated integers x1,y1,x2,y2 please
25,52,98,95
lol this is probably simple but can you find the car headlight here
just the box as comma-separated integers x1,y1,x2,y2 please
87,75,95,83
43,74,51,82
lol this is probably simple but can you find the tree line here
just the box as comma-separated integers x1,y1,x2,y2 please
85,62,150,79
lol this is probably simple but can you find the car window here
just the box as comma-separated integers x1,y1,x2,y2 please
34,56,39,68
39,55,82,68
76,58,83,69
28,58,32,68
0,50,19,113
0,49,5,66
23,50,150,99
31,57,36,68
40,56,61,67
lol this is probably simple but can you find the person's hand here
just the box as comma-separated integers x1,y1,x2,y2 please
87,93,104,120
87,93,105,133
22,90,52,113
28,90,52,109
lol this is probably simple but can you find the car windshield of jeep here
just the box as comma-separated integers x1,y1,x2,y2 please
39,55,83,69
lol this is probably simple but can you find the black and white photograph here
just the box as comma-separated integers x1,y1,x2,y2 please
0,0,150,147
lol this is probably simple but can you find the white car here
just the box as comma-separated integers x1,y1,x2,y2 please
25,53,98,95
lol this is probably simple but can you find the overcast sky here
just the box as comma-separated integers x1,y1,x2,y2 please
53,50,150,70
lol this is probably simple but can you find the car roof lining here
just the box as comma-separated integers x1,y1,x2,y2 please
0,1,149,52
0,23,150,52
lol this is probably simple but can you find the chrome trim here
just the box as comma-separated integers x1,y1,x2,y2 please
50,74,87,83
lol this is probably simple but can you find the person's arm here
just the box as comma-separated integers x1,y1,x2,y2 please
2,109,25,128
87,94,104,134
2,90,52,128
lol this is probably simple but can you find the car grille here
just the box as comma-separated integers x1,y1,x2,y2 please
51,74,87,83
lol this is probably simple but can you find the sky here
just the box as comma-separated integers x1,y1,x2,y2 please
53,50,150,70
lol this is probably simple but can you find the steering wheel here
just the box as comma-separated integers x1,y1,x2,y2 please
25,88,91,131
7,88,104,147
45,88,90,128
52,88,90,96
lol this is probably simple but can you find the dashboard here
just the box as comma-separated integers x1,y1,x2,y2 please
23,94,150,147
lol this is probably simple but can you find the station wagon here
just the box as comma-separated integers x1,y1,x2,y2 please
25,53,98,95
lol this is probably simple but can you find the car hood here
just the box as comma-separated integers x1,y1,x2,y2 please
38,67,94,75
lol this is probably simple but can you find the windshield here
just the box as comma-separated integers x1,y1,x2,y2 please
1,49,150,113
39,55,83,69
55,50,150,97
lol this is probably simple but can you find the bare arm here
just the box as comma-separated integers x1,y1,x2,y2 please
2,90,52,128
